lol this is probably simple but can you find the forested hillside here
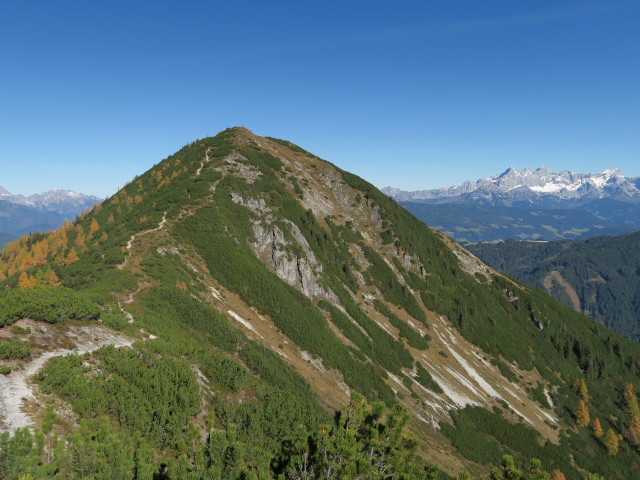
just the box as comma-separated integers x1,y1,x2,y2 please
1,128,640,479
467,232,640,342
400,202,633,243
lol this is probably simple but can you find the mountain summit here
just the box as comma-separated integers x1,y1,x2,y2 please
383,166,640,205
1,128,639,478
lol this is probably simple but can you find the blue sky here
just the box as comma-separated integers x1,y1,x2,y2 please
1,0,638,197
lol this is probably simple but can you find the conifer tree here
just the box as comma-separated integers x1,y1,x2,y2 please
550,470,566,480
89,219,100,234
573,378,590,403
624,383,640,418
604,428,619,456
627,415,640,447
591,417,603,438
575,400,590,427
18,272,36,289
490,455,522,480
64,248,79,265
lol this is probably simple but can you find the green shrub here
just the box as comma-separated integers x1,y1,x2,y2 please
0,287,100,326
0,337,31,359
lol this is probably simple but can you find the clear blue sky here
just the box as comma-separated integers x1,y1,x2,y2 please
1,0,638,197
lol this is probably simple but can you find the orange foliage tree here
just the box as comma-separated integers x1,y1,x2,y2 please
624,383,640,418
604,429,620,456
575,400,590,427
591,417,603,438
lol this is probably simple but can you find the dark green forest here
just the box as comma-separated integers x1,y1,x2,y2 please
467,232,640,341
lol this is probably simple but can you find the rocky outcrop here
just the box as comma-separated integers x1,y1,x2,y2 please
231,190,337,302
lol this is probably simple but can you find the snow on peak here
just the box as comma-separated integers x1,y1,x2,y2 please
384,166,639,203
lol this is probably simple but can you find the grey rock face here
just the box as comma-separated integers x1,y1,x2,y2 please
231,190,337,302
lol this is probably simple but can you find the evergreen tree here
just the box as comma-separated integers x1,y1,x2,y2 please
490,455,522,480
277,393,422,479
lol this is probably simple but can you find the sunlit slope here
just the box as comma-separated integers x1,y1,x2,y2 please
1,127,639,478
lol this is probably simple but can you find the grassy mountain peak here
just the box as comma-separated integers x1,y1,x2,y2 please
1,127,640,479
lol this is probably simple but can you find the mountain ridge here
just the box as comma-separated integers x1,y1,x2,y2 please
0,186,102,247
383,166,640,206
1,128,639,478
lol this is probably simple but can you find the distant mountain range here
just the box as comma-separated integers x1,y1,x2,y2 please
383,166,640,206
0,186,101,247
384,167,640,243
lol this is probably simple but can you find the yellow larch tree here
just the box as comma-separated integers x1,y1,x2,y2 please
575,400,590,427
48,270,61,286
573,378,590,403
18,271,37,289
74,232,86,247
64,248,80,265
551,470,566,480
624,383,640,418
591,417,603,438
604,429,619,456
90,218,100,234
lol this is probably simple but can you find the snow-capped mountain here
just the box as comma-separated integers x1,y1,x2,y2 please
383,167,640,206
0,186,102,245
0,187,101,217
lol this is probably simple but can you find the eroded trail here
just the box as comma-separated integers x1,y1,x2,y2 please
118,211,167,270
196,149,210,176
0,322,133,433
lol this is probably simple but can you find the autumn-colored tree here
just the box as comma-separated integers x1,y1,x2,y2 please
176,281,187,292
604,428,619,456
134,195,143,204
100,232,108,242
64,248,80,265
18,271,36,289
90,218,100,234
573,378,590,403
551,470,566,480
591,417,603,437
48,270,61,286
107,214,115,223
140,216,148,224
624,383,640,418
75,231,86,247
575,400,590,427
627,416,640,447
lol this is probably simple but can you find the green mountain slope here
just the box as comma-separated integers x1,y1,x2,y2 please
1,128,640,479
467,231,640,342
